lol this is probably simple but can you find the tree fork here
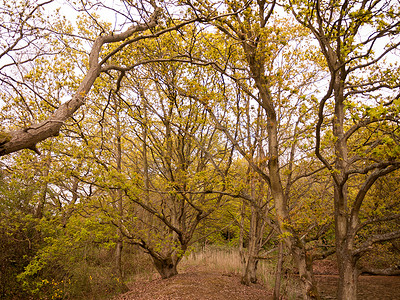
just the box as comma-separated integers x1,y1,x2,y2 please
0,3,161,156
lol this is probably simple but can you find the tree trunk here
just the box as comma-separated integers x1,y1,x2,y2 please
242,203,259,285
337,253,358,300
34,151,51,219
152,256,179,279
293,247,320,300
263,107,320,300
273,241,283,300
115,239,123,277
332,85,357,299
113,90,128,293
238,201,246,270
114,238,128,292
242,255,258,285
244,47,321,298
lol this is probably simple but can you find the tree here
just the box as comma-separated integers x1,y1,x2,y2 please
64,31,237,278
0,167,41,299
357,170,400,275
2,1,398,299
0,0,177,156
176,1,329,297
289,0,400,298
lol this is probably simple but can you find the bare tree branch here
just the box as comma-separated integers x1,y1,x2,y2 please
354,230,400,256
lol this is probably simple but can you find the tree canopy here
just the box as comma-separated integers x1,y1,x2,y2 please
1,1,399,300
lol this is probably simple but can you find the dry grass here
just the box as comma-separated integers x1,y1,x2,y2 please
182,247,242,274
181,246,276,287
180,246,301,299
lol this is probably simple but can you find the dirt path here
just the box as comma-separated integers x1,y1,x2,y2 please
113,268,272,300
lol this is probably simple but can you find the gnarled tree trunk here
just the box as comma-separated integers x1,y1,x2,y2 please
152,256,179,279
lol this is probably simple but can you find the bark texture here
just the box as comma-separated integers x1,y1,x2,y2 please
152,256,179,279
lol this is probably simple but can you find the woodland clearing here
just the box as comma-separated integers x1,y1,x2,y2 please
113,254,400,300
113,264,400,300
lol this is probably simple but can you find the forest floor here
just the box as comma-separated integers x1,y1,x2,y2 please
313,260,400,300
316,274,400,300
113,265,272,300
113,263,400,300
